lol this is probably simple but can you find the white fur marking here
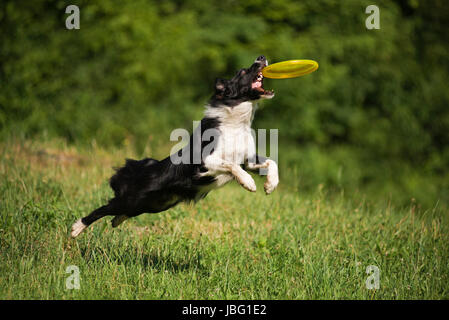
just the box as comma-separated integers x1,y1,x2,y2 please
71,218,86,238
202,100,279,194
202,101,258,192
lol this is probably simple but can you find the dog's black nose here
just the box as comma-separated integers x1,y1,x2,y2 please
256,55,266,61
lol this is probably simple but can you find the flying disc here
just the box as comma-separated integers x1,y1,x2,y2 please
262,60,319,79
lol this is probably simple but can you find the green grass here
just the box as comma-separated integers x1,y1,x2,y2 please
1,139,448,299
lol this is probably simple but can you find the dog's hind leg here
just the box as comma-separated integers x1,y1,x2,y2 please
71,204,114,238
111,215,128,228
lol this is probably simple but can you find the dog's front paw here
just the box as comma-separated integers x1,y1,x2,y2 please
238,172,257,192
263,160,279,194
264,174,279,194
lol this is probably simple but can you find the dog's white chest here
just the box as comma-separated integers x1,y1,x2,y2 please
206,101,256,165
215,125,253,164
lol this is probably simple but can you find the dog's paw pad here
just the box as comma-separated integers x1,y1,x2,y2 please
264,180,278,194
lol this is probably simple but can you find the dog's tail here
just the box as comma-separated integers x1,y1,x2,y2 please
109,158,158,198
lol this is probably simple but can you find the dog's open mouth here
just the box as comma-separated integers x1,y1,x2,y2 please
251,71,274,97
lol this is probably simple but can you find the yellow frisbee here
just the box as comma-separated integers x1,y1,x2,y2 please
262,59,319,79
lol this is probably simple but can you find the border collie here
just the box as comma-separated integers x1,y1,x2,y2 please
71,55,279,238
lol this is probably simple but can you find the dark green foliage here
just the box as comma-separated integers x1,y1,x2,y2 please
1,0,448,207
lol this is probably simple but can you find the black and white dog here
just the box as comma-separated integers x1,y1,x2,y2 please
71,55,279,238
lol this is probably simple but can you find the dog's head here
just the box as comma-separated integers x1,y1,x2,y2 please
211,55,274,107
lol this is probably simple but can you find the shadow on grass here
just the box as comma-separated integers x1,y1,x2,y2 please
140,253,208,274
79,243,209,276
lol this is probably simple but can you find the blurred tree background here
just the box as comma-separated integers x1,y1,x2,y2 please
1,0,448,208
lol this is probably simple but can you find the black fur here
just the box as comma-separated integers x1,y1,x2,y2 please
78,56,270,229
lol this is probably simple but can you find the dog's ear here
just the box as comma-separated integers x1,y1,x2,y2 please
215,78,227,93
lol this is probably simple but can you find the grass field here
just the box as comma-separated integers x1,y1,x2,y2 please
1,139,448,299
